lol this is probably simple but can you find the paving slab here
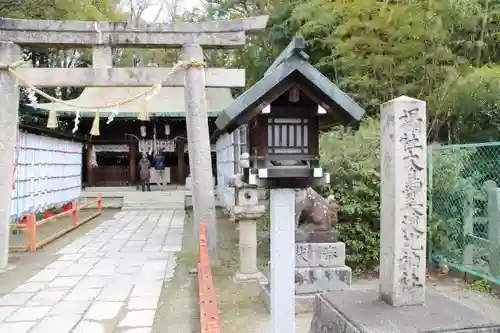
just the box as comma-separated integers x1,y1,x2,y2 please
0,293,33,306
118,310,156,327
5,306,51,322
0,321,36,333
30,315,80,333
72,320,106,333
0,207,185,333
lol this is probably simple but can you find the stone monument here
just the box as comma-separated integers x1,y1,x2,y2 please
309,96,500,333
261,190,352,313
261,240,352,313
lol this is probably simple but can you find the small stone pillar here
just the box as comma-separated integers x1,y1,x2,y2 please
228,175,266,282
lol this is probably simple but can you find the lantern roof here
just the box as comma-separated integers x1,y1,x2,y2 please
214,36,365,135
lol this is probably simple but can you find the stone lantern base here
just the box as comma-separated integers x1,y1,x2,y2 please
234,270,267,283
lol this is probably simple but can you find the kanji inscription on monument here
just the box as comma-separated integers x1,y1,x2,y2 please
295,243,345,267
379,96,427,307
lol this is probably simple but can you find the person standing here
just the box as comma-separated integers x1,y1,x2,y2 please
153,148,167,189
138,153,151,192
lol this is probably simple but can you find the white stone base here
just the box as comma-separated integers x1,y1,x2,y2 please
233,270,267,284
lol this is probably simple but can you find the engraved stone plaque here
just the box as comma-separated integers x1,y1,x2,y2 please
294,266,352,294
295,242,345,268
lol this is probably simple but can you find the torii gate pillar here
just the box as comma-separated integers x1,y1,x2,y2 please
181,44,217,257
0,42,22,269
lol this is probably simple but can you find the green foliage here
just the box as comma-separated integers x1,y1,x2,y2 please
205,0,500,144
319,118,380,272
336,222,380,274
320,117,380,227
429,66,500,142
1,0,123,124
1,0,123,20
290,0,462,113
470,279,492,293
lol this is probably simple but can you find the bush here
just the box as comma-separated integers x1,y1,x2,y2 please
319,117,380,272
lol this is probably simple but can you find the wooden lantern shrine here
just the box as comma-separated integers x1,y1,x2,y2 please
213,37,365,189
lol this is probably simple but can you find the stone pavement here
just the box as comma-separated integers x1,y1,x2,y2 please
0,209,185,333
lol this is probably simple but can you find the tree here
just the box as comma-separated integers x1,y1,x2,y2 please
1,0,124,127
428,66,500,142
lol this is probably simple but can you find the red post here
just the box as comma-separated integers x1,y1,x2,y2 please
27,214,36,252
97,193,103,214
72,200,78,226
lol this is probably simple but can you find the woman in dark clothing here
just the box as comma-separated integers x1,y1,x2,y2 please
138,153,151,192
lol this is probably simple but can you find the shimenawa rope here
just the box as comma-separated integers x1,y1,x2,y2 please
0,59,207,134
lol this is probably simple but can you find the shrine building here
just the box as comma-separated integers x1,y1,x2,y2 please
27,86,234,187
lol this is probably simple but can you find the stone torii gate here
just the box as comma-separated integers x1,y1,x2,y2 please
0,16,268,268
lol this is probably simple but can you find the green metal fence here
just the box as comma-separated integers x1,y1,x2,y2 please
428,142,500,284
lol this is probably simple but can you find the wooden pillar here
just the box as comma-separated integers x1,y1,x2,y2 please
177,140,185,184
129,142,137,185
0,42,22,269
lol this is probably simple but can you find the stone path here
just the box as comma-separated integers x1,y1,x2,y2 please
0,209,185,333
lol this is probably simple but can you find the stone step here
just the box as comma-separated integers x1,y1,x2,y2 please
121,207,182,211
121,191,185,211
121,204,183,206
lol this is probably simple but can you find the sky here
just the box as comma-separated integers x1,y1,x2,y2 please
140,0,205,22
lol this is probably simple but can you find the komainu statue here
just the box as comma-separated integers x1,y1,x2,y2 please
295,187,339,231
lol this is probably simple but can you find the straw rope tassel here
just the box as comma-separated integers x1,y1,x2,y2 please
90,112,100,136
138,99,149,121
46,103,58,129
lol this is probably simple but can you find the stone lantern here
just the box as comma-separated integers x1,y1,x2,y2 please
213,36,365,331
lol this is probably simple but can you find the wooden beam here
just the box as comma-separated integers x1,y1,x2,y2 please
14,67,245,87
0,16,269,48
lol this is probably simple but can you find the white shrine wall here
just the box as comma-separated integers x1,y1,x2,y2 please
10,131,82,219
215,125,247,210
